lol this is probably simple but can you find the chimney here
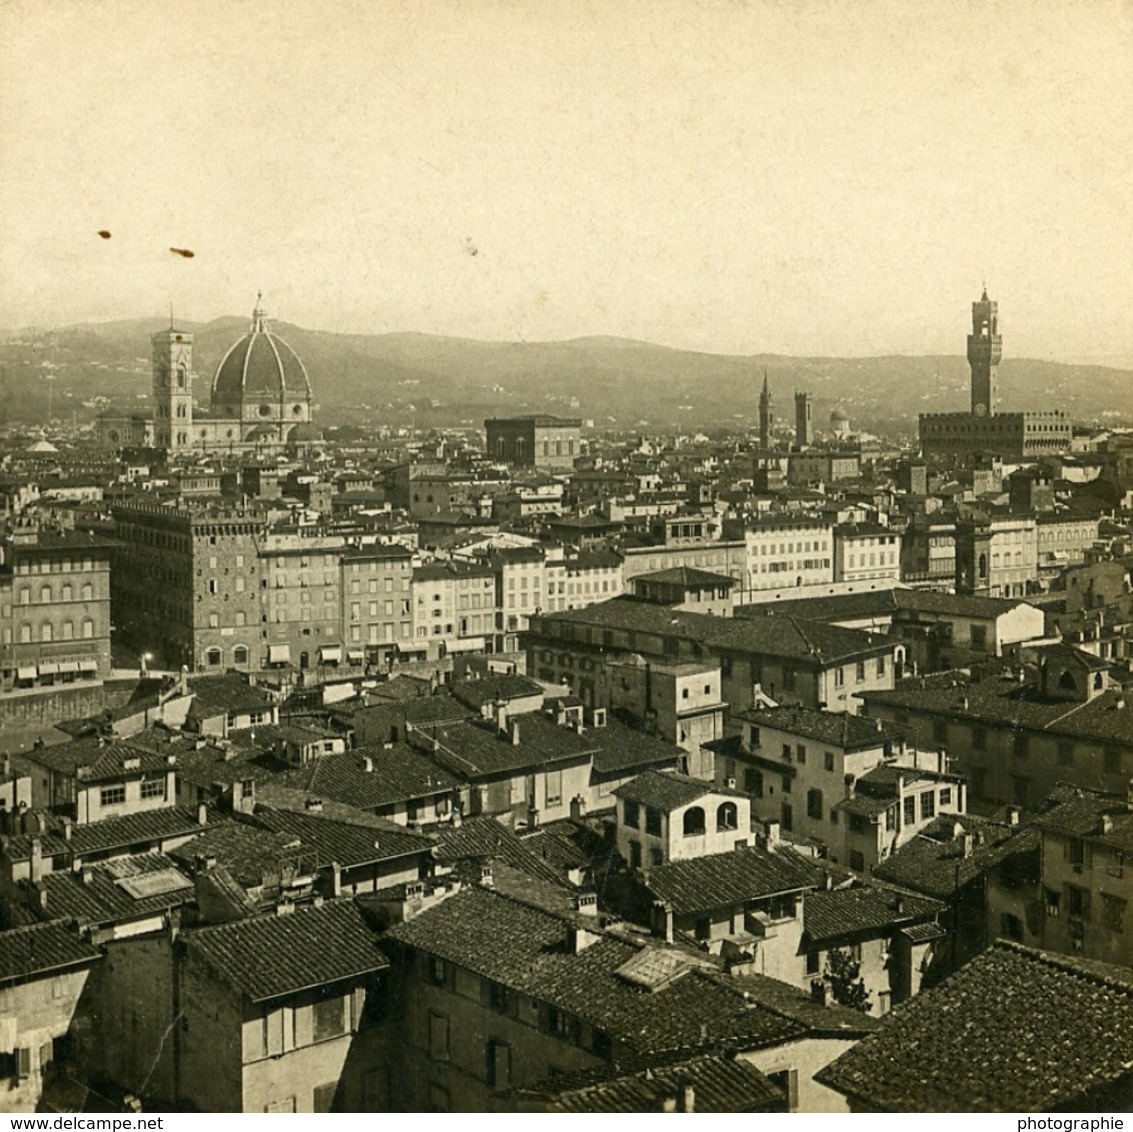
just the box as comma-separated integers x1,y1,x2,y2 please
363,756,374,773
179,665,189,697
2,755,9,778
275,899,295,917
961,832,975,858
331,861,342,898
305,798,323,814
573,892,598,917
451,808,462,829
652,899,675,944
479,863,494,888
569,795,586,821
678,1083,695,1114
508,718,521,746
62,818,72,842
1099,814,1114,835
29,837,43,883
1006,805,1021,826
81,867,93,886
527,805,539,829
764,820,780,850
844,773,856,801
495,702,508,734
197,802,208,826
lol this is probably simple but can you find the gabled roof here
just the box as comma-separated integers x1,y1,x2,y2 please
182,898,388,1003
450,673,544,711
802,885,943,945
644,845,820,914
815,943,1133,1111
419,714,599,780
385,885,808,1056
186,674,276,720
733,704,903,751
279,745,460,809
1034,785,1133,853
870,814,1025,899
432,816,569,890
249,806,433,868
33,853,193,928
508,1052,784,1113
613,770,744,812
0,921,101,986
587,719,685,777
69,805,214,858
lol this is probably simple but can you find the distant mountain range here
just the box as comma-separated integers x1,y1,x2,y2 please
3,315,1131,437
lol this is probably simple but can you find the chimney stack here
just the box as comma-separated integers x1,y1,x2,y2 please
569,795,586,821
509,718,521,746
764,820,780,850
197,802,208,826
678,1083,696,1114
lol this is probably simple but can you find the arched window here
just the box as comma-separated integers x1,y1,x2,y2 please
18,587,30,605
81,583,93,601
716,801,738,831
81,618,94,639
977,553,988,579
206,647,222,666
19,622,32,644
61,620,74,640
1058,670,1076,691
1094,672,1104,690
61,583,73,602
40,585,52,603
682,806,706,837
233,645,248,665
41,622,53,642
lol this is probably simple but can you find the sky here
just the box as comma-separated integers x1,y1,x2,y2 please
1,0,1130,362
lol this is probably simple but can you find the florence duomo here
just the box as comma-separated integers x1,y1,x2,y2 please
95,294,316,454
0,0,1131,1118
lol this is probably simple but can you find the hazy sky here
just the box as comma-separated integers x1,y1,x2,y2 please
1,0,1130,361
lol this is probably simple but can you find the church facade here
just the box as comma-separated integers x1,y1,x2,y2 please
96,297,315,455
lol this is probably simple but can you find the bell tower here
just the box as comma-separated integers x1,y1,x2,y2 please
967,288,1002,418
152,325,194,452
759,371,774,448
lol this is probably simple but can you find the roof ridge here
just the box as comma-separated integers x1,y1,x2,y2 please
992,939,1133,994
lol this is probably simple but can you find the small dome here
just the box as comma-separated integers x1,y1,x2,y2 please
210,297,311,412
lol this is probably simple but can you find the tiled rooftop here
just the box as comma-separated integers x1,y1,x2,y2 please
385,885,810,1056
816,942,1133,1111
279,745,460,810
0,921,102,985
802,884,943,945
613,770,743,812
644,844,820,914
183,898,388,1003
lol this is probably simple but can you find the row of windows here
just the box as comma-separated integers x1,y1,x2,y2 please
15,619,96,643
16,583,96,603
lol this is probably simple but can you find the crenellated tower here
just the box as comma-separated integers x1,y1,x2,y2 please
967,287,1002,417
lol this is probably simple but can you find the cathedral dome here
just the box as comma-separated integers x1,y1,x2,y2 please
210,296,312,419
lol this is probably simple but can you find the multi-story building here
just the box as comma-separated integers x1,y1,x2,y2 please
719,706,963,870
741,517,834,599
260,531,347,671
340,544,415,666
859,645,1131,813
528,597,900,718
111,501,266,672
786,452,861,486
486,547,545,652
955,512,1037,597
1034,785,1131,968
833,523,902,586
0,530,112,694
484,415,582,470
542,550,622,613
1036,512,1101,575
410,560,496,660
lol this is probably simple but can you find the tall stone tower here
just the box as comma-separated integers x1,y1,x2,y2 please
759,371,773,448
152,326,194,452
794,391,812,448
967,288,1002,418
